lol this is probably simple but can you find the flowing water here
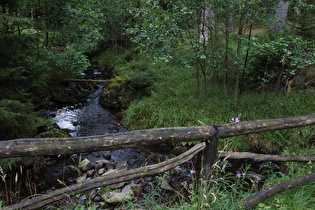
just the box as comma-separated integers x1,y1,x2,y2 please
52,84,125,137
36,68,152,194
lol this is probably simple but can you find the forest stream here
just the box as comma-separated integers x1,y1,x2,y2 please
16,65,191,208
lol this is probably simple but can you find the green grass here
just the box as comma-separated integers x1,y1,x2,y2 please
119,54,315,208
123,58,315,152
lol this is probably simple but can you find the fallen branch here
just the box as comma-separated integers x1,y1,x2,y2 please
219,151,315,162
4,143,205,210
241,173,315,208
65,79,107,83
0,114,314,159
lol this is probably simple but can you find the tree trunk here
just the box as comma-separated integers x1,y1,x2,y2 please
196,60,200,97
234,5,243,108
273,0,288,31
0,114,314,159
241,173,315,209
240,23,252,95
44,0,49,47
224,24,230,98
4,143,206,210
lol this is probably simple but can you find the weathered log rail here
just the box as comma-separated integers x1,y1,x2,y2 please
4,143,206,210
1,114,314,159
1,114,315,209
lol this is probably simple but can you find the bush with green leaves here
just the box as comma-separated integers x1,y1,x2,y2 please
127,71,155,91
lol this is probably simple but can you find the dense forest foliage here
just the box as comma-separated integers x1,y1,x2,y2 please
0,0,314,209
0,0,314,140
0,0,130,139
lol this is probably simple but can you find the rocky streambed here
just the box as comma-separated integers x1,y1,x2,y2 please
28,63,197,209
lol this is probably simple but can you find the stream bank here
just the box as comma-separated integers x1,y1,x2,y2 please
17,62,193,209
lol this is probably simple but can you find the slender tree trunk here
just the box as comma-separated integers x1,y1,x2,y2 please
234,5,243,108
201,1,207,98
36,0,41,61
224,23,230,98
44,0,49,47
187,30,200,97
274,65,285,98
203,59,207,98
240,23,252,95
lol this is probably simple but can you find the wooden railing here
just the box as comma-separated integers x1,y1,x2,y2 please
2,114,315,210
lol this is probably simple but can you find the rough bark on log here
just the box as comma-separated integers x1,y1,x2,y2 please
241,173,315,209
0,114,314,159
218,151,315,162
65,79,107,83
216,114,315,138
202,134,218,180
0,126,213,159
4,143,205,210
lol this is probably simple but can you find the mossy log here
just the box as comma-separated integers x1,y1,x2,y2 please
0,114,314,159
241,172,315,209
4,143,205,210
65,79,107,83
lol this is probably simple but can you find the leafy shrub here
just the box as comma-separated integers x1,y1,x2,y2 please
128,71,155,91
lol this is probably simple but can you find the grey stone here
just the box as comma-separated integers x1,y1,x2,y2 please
95,159,111,168
98,168,106,175
102,185,134,204
79,159,94,171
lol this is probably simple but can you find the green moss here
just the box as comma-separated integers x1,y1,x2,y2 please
36,128,70,138
107,74,128,95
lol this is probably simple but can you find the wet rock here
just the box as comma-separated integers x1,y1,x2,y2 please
102,185,134,204
52,93,78,105
103,152,111,160
36,128,70,138
87,170,94,177
99,75,128,109
79,159,94,171
95,159,111,168
98,168,106,175
116,160,128,170
92,152,101,158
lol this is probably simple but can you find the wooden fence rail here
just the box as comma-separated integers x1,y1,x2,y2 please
1,114,315,209
1,114,315,159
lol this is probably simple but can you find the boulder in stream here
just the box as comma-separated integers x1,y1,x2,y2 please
99,74,128,109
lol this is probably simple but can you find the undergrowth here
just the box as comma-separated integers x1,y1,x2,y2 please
123,59,315,152
120,56,315,208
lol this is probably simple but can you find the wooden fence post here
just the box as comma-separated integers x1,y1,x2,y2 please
201,125,219,182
